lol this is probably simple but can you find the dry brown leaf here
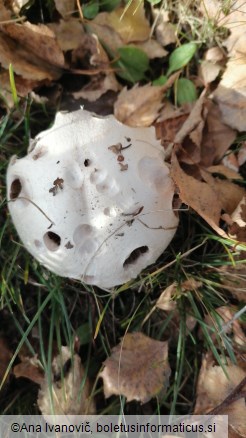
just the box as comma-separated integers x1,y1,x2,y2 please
152,9,176,47
48,19,84,51
207,165,241,181
114,84,164,127
156,283,177,311
71,33,120,102
114,75,179,127
205,47,225,63
156,102,190,153
194,353,246,438
238,142,246,166
170,152,226,236
89,15,124,53
213,57,246,132
107,0,150,43
54,0,75,18
228,196,246,242
200,169,245,215
73,74,120,102
174,92,207,165
0,21,65,67
38,346,95,415
199,60,221,85
201,100,236,167
0,33,61,81
135,39,168,59
13,355,44,385
100,332,170,403
203,0,246,132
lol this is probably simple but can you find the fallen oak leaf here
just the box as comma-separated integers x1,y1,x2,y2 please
100,332,170,403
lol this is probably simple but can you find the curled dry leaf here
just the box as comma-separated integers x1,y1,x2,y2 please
135,39,168,59
156,283,177,311
114,74,179,127
228,196,246,242
38,347,95,415
100,332,170,403
152,8,176,47
199,60,221,85
13,355,44,385
194,353,246,438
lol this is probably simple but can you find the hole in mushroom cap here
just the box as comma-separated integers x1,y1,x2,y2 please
123,246,149,268
84,159,90,167
10,178,22,199
43,231,61,251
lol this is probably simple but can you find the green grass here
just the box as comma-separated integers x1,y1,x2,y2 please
0,0,246,416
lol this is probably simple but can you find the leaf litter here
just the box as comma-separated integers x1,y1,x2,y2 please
0,0,246,419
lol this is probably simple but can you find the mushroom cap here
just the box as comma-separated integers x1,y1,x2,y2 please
7,109,178,288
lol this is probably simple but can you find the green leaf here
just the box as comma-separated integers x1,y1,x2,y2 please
76,322,92,345
146,0,162,4
176,78,197,105
152,75,167,86
82,0,99,19
100,0,121,11
167,42,197,76
113,46,149,83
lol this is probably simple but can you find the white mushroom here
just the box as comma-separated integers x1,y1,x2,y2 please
7,109,178,288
